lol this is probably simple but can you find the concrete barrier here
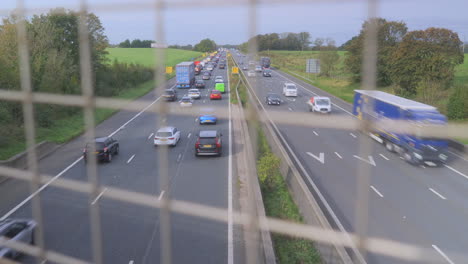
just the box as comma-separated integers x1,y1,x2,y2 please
0,141,60,184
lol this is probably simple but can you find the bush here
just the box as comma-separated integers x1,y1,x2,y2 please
257,152,280,188
447,84,468,120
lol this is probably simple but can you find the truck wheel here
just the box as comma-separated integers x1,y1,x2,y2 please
403,151,418,165
385,141,395,152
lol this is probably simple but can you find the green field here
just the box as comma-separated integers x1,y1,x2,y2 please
106,48,203,67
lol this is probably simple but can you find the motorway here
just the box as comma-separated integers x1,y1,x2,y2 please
0,57,244,264
232,53,468,264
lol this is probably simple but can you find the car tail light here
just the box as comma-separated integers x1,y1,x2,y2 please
216,138,221,148
168,137,175,140
195,140,200,149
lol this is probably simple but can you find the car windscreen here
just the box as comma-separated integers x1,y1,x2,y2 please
189,90,199,93
196,80,204,84
316,99,330,105
286,85,296,90
212,91,221,94
164,90,174,95
268,95,280,99
156,132,172,137
199,137,216,144
181,98,191,102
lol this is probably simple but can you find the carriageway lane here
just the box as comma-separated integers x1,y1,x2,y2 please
1,62,237,264
233,53,468,263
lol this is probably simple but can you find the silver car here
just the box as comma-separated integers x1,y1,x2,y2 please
188,89,201,99
215,76,224,83
0,219,36,259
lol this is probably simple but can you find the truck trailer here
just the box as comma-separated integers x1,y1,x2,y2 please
176,62,195,89
353,90,448,165
260,57,271,69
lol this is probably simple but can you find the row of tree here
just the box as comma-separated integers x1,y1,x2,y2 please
344,18,464,96
239,32,339,52
118,39,154,48
0,9,153,147
193,38,217,52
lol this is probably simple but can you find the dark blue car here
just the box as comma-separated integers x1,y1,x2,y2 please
199,115,217,125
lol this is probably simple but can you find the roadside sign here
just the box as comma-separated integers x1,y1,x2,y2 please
306,59,320,74
232,67,239,74
165,66,173,74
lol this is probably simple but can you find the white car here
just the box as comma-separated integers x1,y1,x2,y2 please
206,65,214,71
215,76,224,83
307,96,331,113
247,70,256,77
154,127,181,146
188,89,201,99
282,83,298,97
255,66,262,72
179,96,193,107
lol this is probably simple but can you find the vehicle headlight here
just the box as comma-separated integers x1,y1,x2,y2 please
414,153,423,160
439,154,448,161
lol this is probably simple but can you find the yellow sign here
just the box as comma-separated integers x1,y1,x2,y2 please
232,67,239,74
165,66,173,74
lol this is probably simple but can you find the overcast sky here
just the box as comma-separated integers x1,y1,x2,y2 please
2,0,468,45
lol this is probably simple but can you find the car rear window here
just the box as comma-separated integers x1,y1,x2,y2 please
156,132,172,137
212,90,221,94
286,85,296,90
92,142,105,150
199,138,216,144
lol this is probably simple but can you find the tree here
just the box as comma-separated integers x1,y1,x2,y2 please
344,18,407,86
297,32,311,51
313,38,324,50
318,48,340,77
194,38,217,52
119,39,131,48
389,27,464,95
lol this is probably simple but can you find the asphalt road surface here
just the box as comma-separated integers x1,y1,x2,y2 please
0,57,242,264
232,52,468,264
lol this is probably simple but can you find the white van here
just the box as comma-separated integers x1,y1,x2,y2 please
307,96,331,113
282,83,298,97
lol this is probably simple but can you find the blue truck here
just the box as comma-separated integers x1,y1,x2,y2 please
176,61,195,89
353,90,448,165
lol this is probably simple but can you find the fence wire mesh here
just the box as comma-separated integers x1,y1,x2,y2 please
0,0,467,264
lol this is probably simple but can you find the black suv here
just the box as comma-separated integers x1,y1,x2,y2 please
219,63,226,69
162,89,177,101
83,137,119,163
195,130,222,156
195,80,205,88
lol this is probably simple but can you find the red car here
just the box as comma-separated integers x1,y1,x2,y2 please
210,90,222,100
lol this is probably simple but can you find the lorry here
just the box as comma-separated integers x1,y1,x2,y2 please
308,96,331,113
353,90,448,165
260,57,271,69
175,62,195,89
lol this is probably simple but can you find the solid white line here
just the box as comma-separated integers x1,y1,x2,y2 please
148,132,154,140
127,154,136,164
429,188,447,200
158,190,165,201
177,153,182,163
449,150,468,162
1,92,166,220
371,185,383,198
0,157,83,220
444,164,468,180
379,153,389,161
350,133,357,138
129,261,134,264
91,188,107,205
187,133,191,138
334,152,343,159
108,95,162,138
313,131,318,136
370,186,383,198
432,245,455,264
227,56,234,264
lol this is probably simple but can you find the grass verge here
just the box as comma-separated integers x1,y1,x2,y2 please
228,55,248,106
106,48,203,67
256,123,322,263
0,80,156,160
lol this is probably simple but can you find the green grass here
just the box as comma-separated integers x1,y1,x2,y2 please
256,124,322,264
228,55,248,106
0,48,205,160
263,50,468,113
454,54,468,85
0,81,156,160
106,48,203,67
